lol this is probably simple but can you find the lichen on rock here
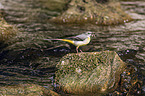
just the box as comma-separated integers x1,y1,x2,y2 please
55,51,126,95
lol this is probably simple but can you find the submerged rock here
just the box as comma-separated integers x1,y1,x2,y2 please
50,0,132,25
109,64,143,95
55,51,126,95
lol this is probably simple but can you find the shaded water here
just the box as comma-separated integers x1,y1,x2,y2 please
0,0,145,95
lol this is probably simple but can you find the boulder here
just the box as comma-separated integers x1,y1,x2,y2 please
50,0,132,25
55,51,126,95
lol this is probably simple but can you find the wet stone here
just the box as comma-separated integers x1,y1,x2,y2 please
114,64,143,95
55,51,126,95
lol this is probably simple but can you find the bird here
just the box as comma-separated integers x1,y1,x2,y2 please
44,31,94,53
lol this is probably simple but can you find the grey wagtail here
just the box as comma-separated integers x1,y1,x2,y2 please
44,31,94,53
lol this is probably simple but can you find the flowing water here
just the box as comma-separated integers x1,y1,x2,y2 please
0,0,144,95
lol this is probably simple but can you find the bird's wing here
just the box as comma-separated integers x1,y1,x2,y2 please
66,32,91,41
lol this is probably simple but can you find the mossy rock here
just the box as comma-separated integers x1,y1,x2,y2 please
55,51,126,95
0,18,17,42
0,83,60,96
50,0,132,25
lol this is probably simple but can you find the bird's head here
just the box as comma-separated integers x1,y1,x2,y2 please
85,31,95,37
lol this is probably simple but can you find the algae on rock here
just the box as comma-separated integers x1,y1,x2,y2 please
0,83,60,96
0,18,17,42
50,0,132,25
55,51,126,95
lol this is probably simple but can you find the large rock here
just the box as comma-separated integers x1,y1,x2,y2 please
50,0,132,25
55,51,126,95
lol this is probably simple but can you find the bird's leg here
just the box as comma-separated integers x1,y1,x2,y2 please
76,46,83,53
76,46,79,53
79,49,83,52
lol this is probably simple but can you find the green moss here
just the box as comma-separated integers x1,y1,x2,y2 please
55,51,126,95
0,18,17,42
0,83,60,96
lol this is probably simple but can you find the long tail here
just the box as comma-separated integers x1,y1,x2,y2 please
44,39,63,41
44,39,74,45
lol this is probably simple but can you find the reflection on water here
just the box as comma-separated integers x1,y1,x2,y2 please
0,0,145,94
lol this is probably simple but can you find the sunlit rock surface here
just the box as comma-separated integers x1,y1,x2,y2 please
50,0,132,25
55,51,126,95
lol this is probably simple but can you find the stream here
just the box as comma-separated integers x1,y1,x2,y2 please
0,0,144,95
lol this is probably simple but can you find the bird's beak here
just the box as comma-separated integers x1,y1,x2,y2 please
91,32,96,37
